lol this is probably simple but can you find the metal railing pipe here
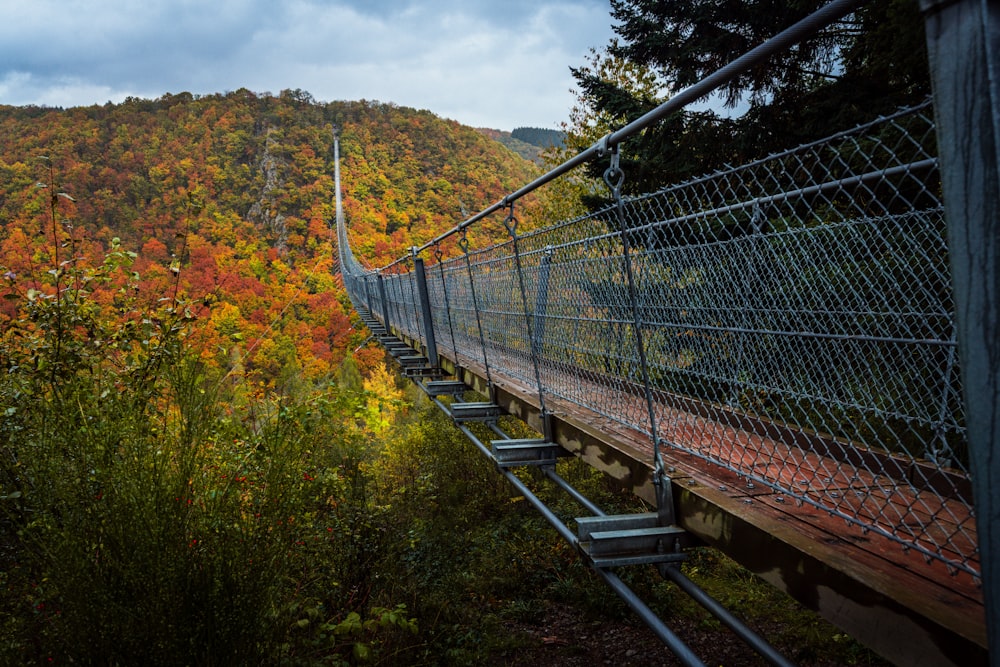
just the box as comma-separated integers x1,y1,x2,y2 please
541,468,607,518
595,569,707,667
399,0,867,264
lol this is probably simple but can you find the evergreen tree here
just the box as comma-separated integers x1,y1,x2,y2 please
574,0,930,192
510,127,565,148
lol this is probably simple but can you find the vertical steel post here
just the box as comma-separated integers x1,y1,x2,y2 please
377,271,391,334
504,205,551,437
923,0,1000,658
364,275,374,318
604,145,672,524
413,251,439,367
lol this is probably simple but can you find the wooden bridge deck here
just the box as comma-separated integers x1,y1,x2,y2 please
392,329,987,667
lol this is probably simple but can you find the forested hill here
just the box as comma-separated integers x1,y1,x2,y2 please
0,89,540,380
478,127,565,164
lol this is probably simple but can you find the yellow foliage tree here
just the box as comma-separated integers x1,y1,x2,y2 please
362,362,405,434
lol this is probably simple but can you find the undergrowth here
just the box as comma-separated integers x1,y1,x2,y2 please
359,404,887,666
0,201,416,663
0,175,885,665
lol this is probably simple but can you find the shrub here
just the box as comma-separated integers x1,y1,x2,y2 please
0,236,415,664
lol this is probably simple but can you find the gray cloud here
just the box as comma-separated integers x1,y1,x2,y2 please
0,0,614,129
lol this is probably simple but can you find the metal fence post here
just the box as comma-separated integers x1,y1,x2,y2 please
413,251,439,367
504,204,552,438
923,0,1000,658
604,144,672,525
376,271,391,334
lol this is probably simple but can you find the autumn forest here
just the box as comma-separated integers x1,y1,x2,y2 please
0,90,541,386
0,87,882,665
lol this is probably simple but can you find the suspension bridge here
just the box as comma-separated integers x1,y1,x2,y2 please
336,0,998,664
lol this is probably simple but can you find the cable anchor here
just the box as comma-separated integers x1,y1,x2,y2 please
603,144,625,192
503,201,519,236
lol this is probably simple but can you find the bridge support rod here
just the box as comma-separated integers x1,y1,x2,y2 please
504,205,553,438
923,0,1000,659
604,146,673,525
417,383,792,666
433,244,461,367
458,230,496,402
660,566,795,667
444,413,706,667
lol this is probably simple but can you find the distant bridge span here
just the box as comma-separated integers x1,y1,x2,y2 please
336,1,998,665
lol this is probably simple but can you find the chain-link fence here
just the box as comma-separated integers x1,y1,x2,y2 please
341,100,977,580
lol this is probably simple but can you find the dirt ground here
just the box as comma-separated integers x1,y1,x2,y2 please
488,601,866,667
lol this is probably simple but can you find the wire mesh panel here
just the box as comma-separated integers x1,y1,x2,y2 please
613,103,972,576
340,102,976,580
431,258,480,365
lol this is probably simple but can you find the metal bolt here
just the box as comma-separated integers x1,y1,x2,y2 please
746,481,755,489
718,485,728,491
775,495,785,503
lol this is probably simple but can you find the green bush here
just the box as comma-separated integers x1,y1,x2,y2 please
0,243,415,665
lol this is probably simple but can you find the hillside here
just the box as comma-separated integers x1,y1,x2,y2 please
0,90,541,381
0,91,887,666
478,126,565,164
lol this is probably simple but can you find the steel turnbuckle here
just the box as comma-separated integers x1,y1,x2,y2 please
503,202,519,237
603,145,625,194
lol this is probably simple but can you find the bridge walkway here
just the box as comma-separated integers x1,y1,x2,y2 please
335,1,1000,662
380,321,986,666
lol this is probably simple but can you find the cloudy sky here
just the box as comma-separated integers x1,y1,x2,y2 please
0,0,617,130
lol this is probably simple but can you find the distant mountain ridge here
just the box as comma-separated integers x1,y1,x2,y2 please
477,126,565,164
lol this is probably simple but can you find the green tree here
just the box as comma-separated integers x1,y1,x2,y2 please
573,0,931,192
